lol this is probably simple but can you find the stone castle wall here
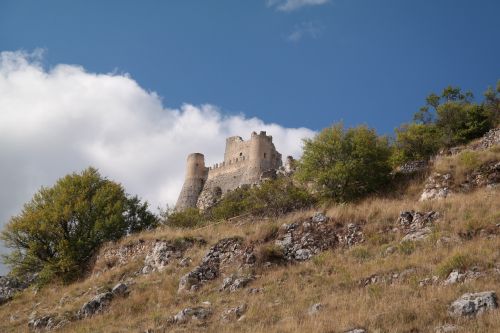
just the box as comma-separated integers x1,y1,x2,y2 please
175,131,283,210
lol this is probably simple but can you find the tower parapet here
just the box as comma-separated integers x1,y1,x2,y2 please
175,153,208,210
175,131,283,210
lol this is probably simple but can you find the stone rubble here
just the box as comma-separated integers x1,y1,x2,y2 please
307,303,323,315
420,173,453,201
0,275,31,305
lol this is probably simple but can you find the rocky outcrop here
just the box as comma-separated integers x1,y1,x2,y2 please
397,210,440,242
196,186,222,211
78,283,129,319
420,173,453,201
221,304,247,321
78,292,114,318
219,275,254,292
359,268,417,287
274,213,363,262
307,303,323,315
178,237,246,292
28,314,68,332
171,306,212,324
444,269,483,285
0,275,31,305
460,161,500,190
448,291,498,317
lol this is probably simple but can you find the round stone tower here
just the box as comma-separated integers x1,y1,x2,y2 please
175,153,207,210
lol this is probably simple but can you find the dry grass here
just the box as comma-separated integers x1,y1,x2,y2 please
434,144,500,183
1,156,500,332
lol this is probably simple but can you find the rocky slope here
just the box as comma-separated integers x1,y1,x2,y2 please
0,132,499,333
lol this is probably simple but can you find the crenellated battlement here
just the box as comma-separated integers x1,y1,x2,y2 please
175,131,283,210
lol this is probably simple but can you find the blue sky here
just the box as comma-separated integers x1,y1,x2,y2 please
2,0,499,134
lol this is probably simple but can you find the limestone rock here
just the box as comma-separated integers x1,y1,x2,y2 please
0,275,30,305
344,329,366,333
219,275,254,292
78,292,114,318
111,283,129,297
401,228,432,242
448,291,498,317
420,173,452,201
172,306,212,324
178,237,243,292
307,303,323,315
221,304,247,321
142,241,181,274
196,186,222,211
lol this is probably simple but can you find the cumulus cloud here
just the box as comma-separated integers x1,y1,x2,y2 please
0,50,315,273
287,21,323,42
267,0,329,12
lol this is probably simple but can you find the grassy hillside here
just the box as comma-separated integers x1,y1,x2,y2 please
1,147,499,333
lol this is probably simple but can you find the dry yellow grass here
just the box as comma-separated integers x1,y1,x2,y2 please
1,162,499,332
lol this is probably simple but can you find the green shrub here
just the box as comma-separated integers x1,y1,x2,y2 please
436,253,474,278
210,177,315,220
1,167,157,284
295,123,392,202
165,208,205,228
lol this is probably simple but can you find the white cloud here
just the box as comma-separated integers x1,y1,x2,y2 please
0,50,315,273
267,0,329,12
287,21,323,42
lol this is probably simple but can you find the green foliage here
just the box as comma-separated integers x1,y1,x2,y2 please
436,254,474,278
164,208,205,228
295,123,392,202
391,123,441,165
1,167,157,284
415,85,493,148
210,177,315,220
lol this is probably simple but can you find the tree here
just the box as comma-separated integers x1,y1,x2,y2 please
1,167,157,283
295,124,392,202
392,123,441,165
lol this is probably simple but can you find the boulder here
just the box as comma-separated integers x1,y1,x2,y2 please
448,291,498,317
142,241,181,274
435,324,460,333
420,173,452,201
111,283,129,297
78,292,114,318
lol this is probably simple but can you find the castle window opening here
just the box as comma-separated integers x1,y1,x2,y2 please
263,153,267,158
239,152,243,156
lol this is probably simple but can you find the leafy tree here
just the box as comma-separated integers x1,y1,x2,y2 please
1,167,157,283
295,124,392,202
416,86,492,147
391,123,441,165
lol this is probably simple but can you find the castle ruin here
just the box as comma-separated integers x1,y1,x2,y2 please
175,131,283,211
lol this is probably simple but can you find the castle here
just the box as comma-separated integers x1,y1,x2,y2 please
175,131,283,210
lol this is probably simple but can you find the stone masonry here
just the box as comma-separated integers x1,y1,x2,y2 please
175,131,283,210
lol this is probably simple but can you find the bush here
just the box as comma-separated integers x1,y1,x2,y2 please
391,123,441,165
1,167,157,284
295,123,392,202
164,208,205,228
210,177,315,220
